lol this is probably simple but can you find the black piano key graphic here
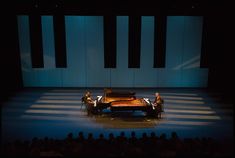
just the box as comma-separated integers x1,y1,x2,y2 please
104,15,116,68
53,14,67,68
200,17,208,68
154,15,166,68
29,14,44,68
128,16,141,68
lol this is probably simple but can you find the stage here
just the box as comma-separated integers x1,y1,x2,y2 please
1,88,233,142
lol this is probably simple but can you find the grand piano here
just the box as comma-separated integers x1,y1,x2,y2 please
86,89,160,117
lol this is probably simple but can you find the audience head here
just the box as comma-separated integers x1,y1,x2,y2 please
131,131,136,137
88,133,93,139
109,133,114,139
99,133,104,139
160,133,166,140
150,132,156,137
171,131,178,139
67,133,73,139
142,132,147,138
78,131,84,137
120,131,125,137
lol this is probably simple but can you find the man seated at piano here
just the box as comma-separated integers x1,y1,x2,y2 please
153,92,164,118
82,91,96,115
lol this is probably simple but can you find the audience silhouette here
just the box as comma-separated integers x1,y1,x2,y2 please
1,131,233,157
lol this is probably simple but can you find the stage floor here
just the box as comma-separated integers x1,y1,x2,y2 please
1,88,233,142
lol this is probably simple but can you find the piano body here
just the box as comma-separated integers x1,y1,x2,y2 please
89,89,159,116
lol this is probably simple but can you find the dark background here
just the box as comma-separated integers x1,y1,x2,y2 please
1,0,234,103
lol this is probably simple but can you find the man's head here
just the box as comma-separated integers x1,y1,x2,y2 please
86,91,91,97
155,92,159,97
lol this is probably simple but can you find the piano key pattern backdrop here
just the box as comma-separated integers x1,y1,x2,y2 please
17,16,208,87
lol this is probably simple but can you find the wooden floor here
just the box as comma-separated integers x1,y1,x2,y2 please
1,88,233,142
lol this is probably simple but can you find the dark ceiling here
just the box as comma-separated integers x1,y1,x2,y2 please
5,0,233,15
